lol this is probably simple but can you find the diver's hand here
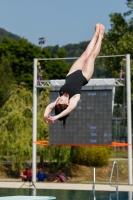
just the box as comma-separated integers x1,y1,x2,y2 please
44,115,51,124
44,115,55,124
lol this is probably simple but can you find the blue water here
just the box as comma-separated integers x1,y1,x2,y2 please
0,188,130,200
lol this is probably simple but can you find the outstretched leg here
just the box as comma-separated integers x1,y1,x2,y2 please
82,24,104,81
66,24,100,76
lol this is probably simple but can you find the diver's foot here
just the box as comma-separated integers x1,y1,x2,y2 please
95,23,100,37
99,24,105,38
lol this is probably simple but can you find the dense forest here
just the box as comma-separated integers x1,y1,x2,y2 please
0,0,133,171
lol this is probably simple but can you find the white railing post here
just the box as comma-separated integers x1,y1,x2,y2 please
32,58,38,182
126,54,132,185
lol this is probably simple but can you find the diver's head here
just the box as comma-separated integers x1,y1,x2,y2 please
55,103,69,128
56,93,69,105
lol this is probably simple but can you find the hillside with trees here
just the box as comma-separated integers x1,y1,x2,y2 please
0,28,21,43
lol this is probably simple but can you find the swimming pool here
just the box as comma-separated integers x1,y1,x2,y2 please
0,188,131,200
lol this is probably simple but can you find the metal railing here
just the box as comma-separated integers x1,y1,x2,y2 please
109,161,119,200
92,167,96,200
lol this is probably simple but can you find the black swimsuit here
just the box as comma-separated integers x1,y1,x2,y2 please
59,70,88,99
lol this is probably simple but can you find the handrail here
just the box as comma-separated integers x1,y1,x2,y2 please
92,167,96,200
109,161,118,194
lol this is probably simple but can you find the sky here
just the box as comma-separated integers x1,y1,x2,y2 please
0,0,128,47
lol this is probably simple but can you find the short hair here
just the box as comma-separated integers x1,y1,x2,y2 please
55,104,69,128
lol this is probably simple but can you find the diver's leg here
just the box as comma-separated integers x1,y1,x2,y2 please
82,24,104,80
67,23,100,76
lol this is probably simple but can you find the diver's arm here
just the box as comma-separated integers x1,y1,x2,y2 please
43,102,56,120
44,96,61,118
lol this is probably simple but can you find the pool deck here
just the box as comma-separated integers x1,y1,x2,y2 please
0,181,132,191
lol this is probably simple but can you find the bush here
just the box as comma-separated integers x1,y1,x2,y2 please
71,146,112,167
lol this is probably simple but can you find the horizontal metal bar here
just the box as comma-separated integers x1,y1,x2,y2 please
37,57,78,60
36,85,123,88
36,55,126,61
97,54,126,58
37,86,52,88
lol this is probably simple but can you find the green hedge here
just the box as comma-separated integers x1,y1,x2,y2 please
71,146,112,167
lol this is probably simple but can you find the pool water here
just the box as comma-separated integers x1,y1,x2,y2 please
0,188,130,200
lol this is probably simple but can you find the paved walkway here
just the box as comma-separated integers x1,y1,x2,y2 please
0,181,132,191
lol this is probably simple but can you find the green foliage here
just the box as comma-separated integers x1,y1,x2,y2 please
71,146,112,167
0,37,71,88
63,42,88,57
92,59,111,78
124,0,133,26
1,0,133,171
101,9,133,79
40,48,70,80
0,55,14,107
62,41,110,78
0,28,21,43
41,146,71,168
113,105,124,118
0,85,71,171
37,89,49,140
0,86,33,171
101,3,133,125
51,41,111,78
0,37,43,89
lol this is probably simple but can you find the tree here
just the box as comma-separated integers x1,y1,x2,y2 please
0,37,70,89
0,55,14,107
101,2,133,77
0,86,34,170
0,37,43,89
124,0,133,27
40,47,70,80
100,0,133,129
0,27,21,43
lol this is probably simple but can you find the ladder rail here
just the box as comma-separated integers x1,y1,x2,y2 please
109,161,118,195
